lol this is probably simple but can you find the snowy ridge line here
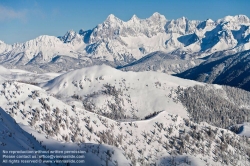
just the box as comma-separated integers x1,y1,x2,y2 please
0,13,250,73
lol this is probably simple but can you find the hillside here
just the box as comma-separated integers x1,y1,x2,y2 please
40,65,202,119
0,107,47,166
0,67,250,165
176,50,250,91
118,51,204,74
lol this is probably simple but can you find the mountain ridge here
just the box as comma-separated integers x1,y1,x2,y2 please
0,13,250,73
176,50,250,91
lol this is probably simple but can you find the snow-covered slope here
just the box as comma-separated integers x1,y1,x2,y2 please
234,123,250,137
0,80,249,165
0,107,47,166
0,104,129,166
41,65,202,119
119,51,204,74
176,50,250,91
1,68,250,165
0,80,132,165
0,65,11,75
3,34,85,62
1,13,250,73
0,40,12,55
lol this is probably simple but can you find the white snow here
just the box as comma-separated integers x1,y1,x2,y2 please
0,65,11,75
237,123,250,137
0,74,248,165
0,13,249,67
41,65,202,119
0,66,62,83
1,12,250,166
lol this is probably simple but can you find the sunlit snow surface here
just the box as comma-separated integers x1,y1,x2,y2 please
0,64,249,166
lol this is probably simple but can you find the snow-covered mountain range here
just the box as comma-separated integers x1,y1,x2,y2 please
1,12,250,166
1,13,250,73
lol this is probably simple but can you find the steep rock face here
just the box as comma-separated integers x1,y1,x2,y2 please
165,17,200,35
197,19,216,30
200,23,239,52
177,33,200,47
232,25,250,44
85,12,169,61
59,30,83,45
90,12,167,42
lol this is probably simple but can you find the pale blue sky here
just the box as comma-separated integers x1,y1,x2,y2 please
0,0,249,44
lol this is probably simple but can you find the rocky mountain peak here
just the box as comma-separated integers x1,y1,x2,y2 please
59,30,78,43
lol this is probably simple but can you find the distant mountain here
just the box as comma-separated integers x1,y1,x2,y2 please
1,13,250,72
118,51,204,74
176,50,250,91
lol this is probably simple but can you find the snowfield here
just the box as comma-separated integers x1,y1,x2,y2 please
40,65,203,119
